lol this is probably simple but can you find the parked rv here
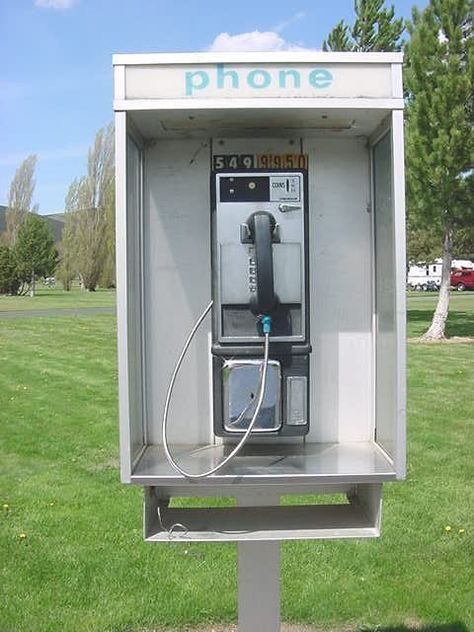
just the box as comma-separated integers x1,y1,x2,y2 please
407,263,441,290
408,259,474,291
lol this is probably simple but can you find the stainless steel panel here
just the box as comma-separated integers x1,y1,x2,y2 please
269,175,300,202
223,359,281,432
220,243,302,304
286,376,307,425
132,441,396,486
152,483,356,498
391,110,407,480
116,116,146,483
215,170,306,343
143,140,212,446
143,483,383,542
220,244,250,303
215,175,305,244
146,505,380,542
237,492,280,630
305,137,373,445
373,131,397,461
273,244,302,302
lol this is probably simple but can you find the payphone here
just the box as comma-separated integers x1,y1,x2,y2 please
115,51,407,543
162,169,311,477
211,170,310,437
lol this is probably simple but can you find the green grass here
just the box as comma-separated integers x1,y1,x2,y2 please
0,284,116,311
407,293,474,338
1,310,473,632
283,343,473,629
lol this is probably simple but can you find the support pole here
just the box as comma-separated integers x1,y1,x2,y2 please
238,493,280,631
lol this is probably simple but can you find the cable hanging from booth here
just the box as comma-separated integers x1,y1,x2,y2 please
161,300,273,479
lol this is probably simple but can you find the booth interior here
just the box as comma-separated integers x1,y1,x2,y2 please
118,102,404,540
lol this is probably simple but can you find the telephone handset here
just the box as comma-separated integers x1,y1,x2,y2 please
246,211,278,315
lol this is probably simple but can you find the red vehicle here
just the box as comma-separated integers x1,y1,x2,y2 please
450,268,474,291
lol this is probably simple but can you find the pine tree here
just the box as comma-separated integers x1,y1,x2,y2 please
323,0,404,51
0,246,20,295
14,214,57,297
323,20,354,52
405,0,473,339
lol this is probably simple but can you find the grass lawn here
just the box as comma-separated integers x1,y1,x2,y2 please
0,298,473,632
406,292,474,338
0,284,116,312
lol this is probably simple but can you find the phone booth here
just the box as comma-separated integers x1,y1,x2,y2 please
114,51,406,628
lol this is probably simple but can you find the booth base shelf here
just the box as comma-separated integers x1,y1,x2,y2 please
143,482,383,542
131,441,396,487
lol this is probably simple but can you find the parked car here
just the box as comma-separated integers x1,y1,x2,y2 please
450,269,474,291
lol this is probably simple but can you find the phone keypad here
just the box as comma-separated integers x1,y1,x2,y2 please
248,255,256,292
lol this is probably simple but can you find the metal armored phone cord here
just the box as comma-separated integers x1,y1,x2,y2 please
162,300,272,479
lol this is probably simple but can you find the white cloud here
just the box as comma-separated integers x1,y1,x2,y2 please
34,0,78,9
208,30,314,53
272,11,306,35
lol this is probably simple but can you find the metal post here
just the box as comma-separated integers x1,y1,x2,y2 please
238,493,280,631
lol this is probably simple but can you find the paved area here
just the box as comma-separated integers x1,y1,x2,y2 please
146,627,355,632
145,628,342,632
0,307,115,319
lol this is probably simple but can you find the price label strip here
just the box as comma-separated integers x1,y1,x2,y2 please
213,154,308,171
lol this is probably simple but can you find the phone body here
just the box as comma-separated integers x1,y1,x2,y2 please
211,170,311,438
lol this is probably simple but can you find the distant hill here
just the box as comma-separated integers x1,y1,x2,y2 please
42,213,65,242
0,205,65,243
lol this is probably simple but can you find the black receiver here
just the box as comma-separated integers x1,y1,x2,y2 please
246,211,278,315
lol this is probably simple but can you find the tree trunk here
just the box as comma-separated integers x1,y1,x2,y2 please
421,227,452,341
30,266,35,298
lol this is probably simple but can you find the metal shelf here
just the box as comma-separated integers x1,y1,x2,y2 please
144,482,383,542
132,441,396,488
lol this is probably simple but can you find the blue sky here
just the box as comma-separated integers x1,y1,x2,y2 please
0,0,427,214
